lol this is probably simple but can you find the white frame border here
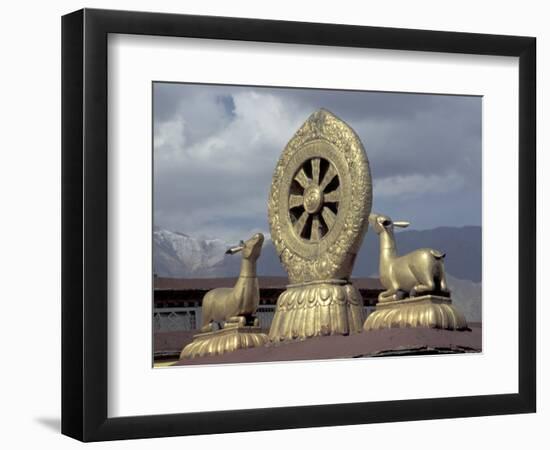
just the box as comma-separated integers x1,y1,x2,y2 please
107,34,519,418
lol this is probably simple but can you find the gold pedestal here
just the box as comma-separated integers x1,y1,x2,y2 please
268,281,365,342
363,295,468,331
180,322,268,359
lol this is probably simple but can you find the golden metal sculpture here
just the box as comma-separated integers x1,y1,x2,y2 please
180,233,269,359
268,109,372,342
200,233,264,332
368,213,449,302
363,214,467,331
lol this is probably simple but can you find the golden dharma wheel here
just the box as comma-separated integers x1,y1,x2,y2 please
268,109,372,284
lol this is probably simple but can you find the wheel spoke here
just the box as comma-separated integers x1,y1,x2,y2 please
294,168,311,189
311,158,321,184
294,211,309,236
324,187,340,203
289,194,304,209
321,206,337,230
319,165,337,191
310,215,321,241
291,159,341,241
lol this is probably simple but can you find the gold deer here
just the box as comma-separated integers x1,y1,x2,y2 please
200,233,264,332
369,213,449,302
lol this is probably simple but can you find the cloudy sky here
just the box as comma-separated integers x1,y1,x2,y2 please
153,82,481,243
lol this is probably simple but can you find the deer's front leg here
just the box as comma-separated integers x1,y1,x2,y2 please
226,316,247,327
378,289,399,303
410,282,434,297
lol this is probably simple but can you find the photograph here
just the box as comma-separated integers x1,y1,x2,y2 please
152,82,483,367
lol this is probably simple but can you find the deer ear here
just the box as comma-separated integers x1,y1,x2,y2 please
226,245,244,255
393,221,410,228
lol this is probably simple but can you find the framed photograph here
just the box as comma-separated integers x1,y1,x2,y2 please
62,8,536,442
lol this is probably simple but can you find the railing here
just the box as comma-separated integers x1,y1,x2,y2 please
154,305,373,333
153,307,201,332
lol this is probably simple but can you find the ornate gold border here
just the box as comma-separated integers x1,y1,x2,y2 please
268,109,372,283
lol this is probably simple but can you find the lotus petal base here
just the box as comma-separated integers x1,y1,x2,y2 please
268,281,365,343
180,323,268,359
363,295,468,331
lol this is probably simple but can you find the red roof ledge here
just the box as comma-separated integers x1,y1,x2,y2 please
154,276,383,291
172,325,482,366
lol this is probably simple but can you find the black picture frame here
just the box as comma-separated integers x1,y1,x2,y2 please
62,8,536,442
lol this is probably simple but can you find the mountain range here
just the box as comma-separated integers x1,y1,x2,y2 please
154,226,481,281
153,226,482,321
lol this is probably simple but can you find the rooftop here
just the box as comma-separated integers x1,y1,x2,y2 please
154,276,384,291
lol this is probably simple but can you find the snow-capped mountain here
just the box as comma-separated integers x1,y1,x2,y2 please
153,228,285,278
154,228,228,270
153,229,233,278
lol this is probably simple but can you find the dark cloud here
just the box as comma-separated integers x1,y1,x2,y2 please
153,82,481,240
